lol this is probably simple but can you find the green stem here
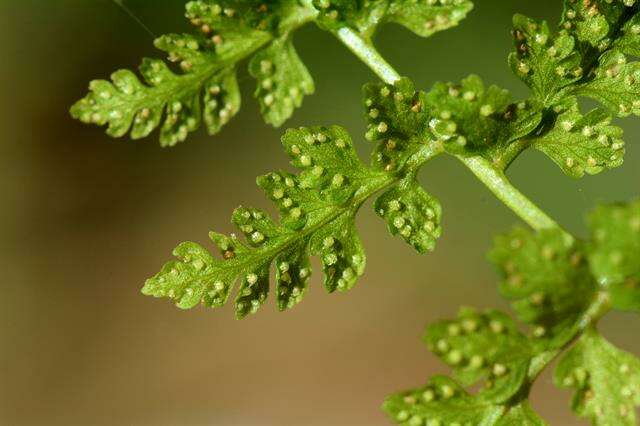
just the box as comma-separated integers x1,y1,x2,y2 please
333,28,567,236
175,142,444,297
334,28,401,84
333,16,616,407
456,155,569,237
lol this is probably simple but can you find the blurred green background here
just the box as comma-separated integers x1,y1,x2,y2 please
1,1,638,425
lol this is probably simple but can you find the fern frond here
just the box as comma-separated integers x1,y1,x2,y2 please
71,0,314,145
142,78,448,315
384,309,545,426
312,0,473,38
555,329,640,426
71,0,475,146
142,125,389,316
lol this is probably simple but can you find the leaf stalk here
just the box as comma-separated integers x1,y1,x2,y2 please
455,155,570,238
334,27,401,84
334,29,568,237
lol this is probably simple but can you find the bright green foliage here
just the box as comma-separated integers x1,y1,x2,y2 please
367,25,636,180
383,375,545,426
71,0,314,145
424,308,532,401
561,0,626,48
80,0,640,424
574,50,640,117
276,126,374,210
384,309,546,425
497,403,546,426
311,0,382,34
509,15,581,106
70,33,247,146
424,75,541,161
374,176,441,253
530,97,625,178
489,227,596,339
362,78,444,253
142,76,455,314
384,375,504,425
142,125,386,316
384,0,473,38
587,200,640,312
249,37,314,126
184,1,302,53
553,3,640,118
505,4,640,177
389,200,640,426
311,0,473,38
489,198,640,333
616,13,640,57
72,0,474,146
363,78,431,173
555,329,640,426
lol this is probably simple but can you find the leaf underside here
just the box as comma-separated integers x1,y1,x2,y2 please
71,0,475,146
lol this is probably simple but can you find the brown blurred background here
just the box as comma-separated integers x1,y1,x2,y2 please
1,1,638,425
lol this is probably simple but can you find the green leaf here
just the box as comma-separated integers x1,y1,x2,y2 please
384,376,505,425
509,15,582,106
374,176,442,253
587,199,640,312
275,125,373,210
384,0,474,38
555,328,640,426
383,376,545,426
70,34,246,146
363,78,443,253
311,0,380,34
425,308,532,402
384,308,545,425
615,12,640,57
71,0,316,145
143,125,390,317
489,227,596,339
311,0,473,38
249,37,314,127
424,75,542,162
141,76,451,316
274,243,312,311
560,0,626,48
142,241,218,309
496,403,546,426
573,49,640,117
530,97,625,178
183,1,275,55
363,78,432,173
